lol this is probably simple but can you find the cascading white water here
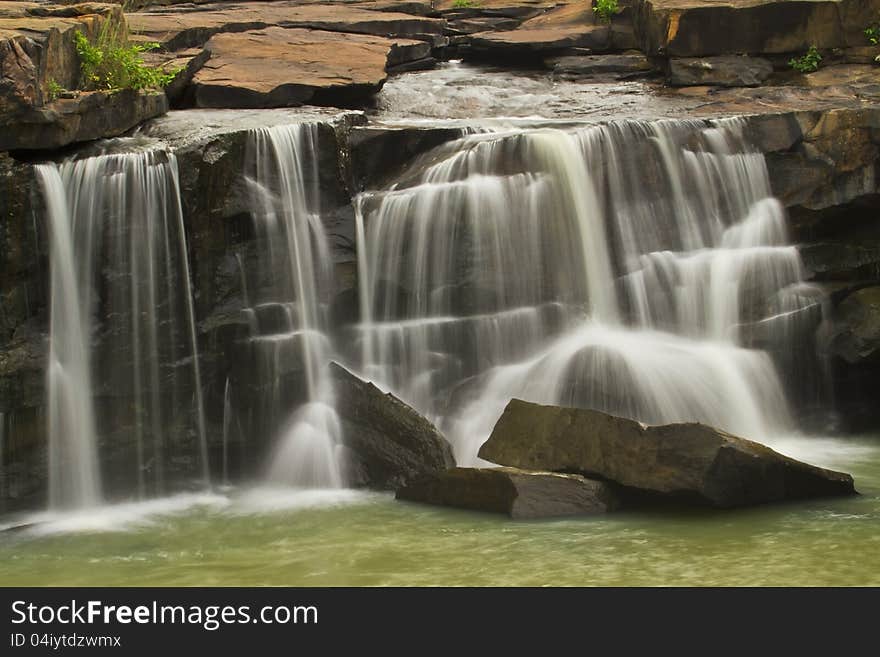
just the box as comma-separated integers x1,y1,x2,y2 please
37,165,102,509
355,118,827,464
243,123,344,488
36,150,209,507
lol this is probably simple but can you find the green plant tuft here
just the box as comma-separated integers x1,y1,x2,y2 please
452,0,477,7
46,79,64,102
866,25,880,45
789,45,822,74
74,28,176,92
593,0,618,24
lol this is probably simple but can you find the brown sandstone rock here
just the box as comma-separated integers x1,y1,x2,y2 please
633,0,879,57
127,1,445,51
0,2,124,116
190,27,427,108
0,2,173,150
468,4,616,56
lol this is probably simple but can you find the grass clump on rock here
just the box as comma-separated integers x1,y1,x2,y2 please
865,24,880,63
74,28,176,92
593,0,618,24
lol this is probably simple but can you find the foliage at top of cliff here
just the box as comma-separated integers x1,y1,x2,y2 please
74,28,176,92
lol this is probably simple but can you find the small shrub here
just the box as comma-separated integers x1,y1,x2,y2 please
46,79,64,102
593,0,619,24
74,28,176,92
789,45,822,73
452,0,477,8
866,24,880,64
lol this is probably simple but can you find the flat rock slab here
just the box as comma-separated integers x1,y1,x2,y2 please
127,2,445,51
634,0,877,57
668,56,774,87
479,399,856,508
190,27,428,108
469,4,612,54
547,53,656,78
436,0,556,20
396,466,620,518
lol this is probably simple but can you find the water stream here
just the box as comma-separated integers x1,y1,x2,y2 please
35,150,209,507
242,123,344,488
355,119,826,464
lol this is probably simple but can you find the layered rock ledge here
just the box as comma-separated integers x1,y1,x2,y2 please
0,2,169,150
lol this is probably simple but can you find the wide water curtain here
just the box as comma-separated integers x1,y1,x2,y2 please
37,151,208,509
356,119,827,464
244,123,344,488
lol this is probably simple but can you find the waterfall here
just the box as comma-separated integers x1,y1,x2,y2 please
355,118,827,464
36,165,102,509
36,150,209,507
242,124,344,488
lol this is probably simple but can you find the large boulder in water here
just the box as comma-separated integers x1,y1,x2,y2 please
396,466,620,519
479,399,856,508
330,362,455,489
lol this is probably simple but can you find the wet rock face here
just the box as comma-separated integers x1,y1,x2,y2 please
348,124,466,191
827,287,880,430
0,153,47,511
830,287,880,364
331,363,455,490
479,399,856,508
396,466,621,518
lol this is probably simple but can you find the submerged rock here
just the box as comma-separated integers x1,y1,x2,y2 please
479,399,856,508
330,362,455,489
397,466,620,519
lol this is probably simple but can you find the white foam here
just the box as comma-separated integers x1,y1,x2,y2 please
229,487,380,515
3,492,228,537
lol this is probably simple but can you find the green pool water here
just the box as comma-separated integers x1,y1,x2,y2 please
2,436,879,586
